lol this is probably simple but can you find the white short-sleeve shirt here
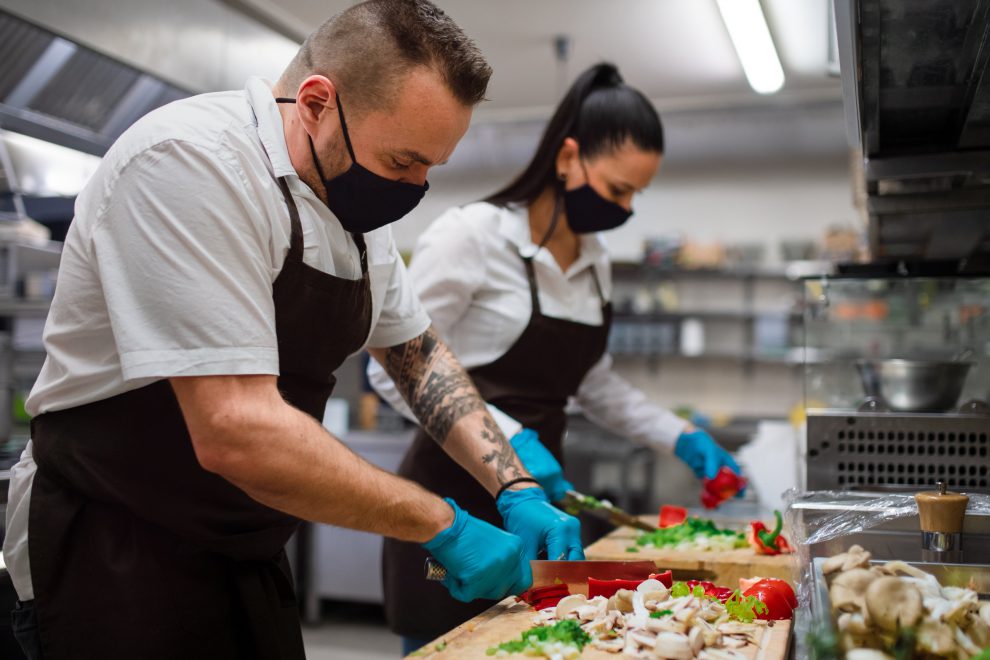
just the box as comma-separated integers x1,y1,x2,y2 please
4,77,431,600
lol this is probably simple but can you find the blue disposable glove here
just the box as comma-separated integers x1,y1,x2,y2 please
423,498,531,602
674,428,746,495
496,486,584,562
509,429,574,503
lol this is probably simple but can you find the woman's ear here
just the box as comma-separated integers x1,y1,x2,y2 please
554,137,580,180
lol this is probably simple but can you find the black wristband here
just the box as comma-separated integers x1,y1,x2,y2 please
496,477,541,500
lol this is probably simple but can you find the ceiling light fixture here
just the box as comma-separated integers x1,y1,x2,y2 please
716,0,785,94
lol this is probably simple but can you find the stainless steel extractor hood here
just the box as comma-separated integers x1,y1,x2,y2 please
834,0,990,266
0,9,189,156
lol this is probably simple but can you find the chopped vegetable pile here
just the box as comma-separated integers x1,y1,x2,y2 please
633,517,749,553
486,619,590,658
494,575,796,658
746,510,793,556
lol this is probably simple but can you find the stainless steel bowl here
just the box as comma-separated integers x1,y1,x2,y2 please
855,359,973,413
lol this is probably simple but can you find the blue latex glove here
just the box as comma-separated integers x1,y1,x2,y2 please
423,498,531,602
496,486,584,562
509,429,574,503
674,428,746,495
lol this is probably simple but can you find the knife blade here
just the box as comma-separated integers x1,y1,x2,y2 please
561,490,658,532
424,558,657,583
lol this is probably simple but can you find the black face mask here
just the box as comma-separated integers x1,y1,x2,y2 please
562,170,633,234
276,95,429,233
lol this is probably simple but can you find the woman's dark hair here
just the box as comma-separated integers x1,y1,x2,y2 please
485,63,663,208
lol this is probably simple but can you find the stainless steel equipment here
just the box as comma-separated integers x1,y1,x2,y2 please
802,275,990,494
855,359,973,413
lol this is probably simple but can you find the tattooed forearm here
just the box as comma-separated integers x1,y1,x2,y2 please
383,327,486,445
479,416,524,484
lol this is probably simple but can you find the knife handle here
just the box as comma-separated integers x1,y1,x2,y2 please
424,557,446,581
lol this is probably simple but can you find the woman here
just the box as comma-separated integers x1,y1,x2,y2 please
368,63,743,652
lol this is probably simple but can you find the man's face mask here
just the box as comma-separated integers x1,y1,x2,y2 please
277,93,429,233
562,160,633,234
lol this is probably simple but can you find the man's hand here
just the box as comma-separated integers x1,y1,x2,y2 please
496,487,583,561
509,429,573,503
424,498,531,602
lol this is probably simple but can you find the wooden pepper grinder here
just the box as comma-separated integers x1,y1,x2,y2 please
915,481,969,563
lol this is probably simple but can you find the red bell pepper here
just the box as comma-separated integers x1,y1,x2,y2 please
518,583,570,609
700,466,747,509
741,578,797,609
742,580,796,620
587,578,645,599
658,505,688,528
747,510,793,555
648,570,673,588
686,580,734,603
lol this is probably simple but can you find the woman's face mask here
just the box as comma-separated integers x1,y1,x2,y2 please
277,95,429,234
562,165,633,234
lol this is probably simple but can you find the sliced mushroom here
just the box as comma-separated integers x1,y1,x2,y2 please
967,611,990,648
607,588,635,614
830,568,877,613
823,545,872,574
627,630,658,649
554,594,587,620
836,612,870,635
591,635,625,653
645,617,687,635
636,578,668,594
864,576,922,632
955,627,982,656
688,626,705,654
652,632,693,660
576,601,607,622
641,590,671,610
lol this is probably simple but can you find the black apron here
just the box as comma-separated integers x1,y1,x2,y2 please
382,252,612,639
25,177,372,660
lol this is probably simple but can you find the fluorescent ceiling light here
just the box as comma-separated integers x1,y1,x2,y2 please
716,0,786,94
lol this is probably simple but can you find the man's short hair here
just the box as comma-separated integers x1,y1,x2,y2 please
277,0,492,113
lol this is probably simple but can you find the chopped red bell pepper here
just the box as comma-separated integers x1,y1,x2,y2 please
747,510,793,555
742,580,795,620
685,580,734,603
518,583,570,609
648,570,673,588
658,505,688,528
700,466,747,509
587,578,645,599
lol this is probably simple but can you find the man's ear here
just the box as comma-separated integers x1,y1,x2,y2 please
295,75,338,131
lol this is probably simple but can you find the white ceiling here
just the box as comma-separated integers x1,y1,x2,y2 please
267,0,841,118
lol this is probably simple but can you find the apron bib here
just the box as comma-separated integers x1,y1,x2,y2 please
382,253,611,638
27,178,372,660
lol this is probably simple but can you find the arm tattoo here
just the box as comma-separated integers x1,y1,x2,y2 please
479,416,524,484
383,327,486,446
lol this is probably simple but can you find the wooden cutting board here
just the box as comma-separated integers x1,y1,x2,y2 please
407,597,792,659
584,516,798,589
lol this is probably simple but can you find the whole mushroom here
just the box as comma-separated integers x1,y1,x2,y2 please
864,576,923,633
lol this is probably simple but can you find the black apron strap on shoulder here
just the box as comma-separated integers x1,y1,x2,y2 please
351,232,368,275
589,266,607,308
276,177,304,262
520,255,542,315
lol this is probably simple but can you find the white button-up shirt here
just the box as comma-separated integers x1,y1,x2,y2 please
368,201,688,446
4,77,431,600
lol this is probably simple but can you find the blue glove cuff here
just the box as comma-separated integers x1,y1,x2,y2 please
509,428,539,451
422,498,466,552
495,485,549,520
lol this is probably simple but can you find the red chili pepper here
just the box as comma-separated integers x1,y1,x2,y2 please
587,578,645,599
700,466,747,509
648,570,673,588
742,581,795,620
747,510,793,555
658,505,688,528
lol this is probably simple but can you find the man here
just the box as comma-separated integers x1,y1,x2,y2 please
3,2,582,658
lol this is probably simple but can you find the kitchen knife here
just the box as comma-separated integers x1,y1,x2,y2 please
560,490,658,532
424,558,657,583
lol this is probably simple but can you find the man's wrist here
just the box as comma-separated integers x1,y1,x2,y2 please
422,497,456,544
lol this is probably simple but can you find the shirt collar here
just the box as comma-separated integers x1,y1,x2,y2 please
495,204,609,278
244,77,297,179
